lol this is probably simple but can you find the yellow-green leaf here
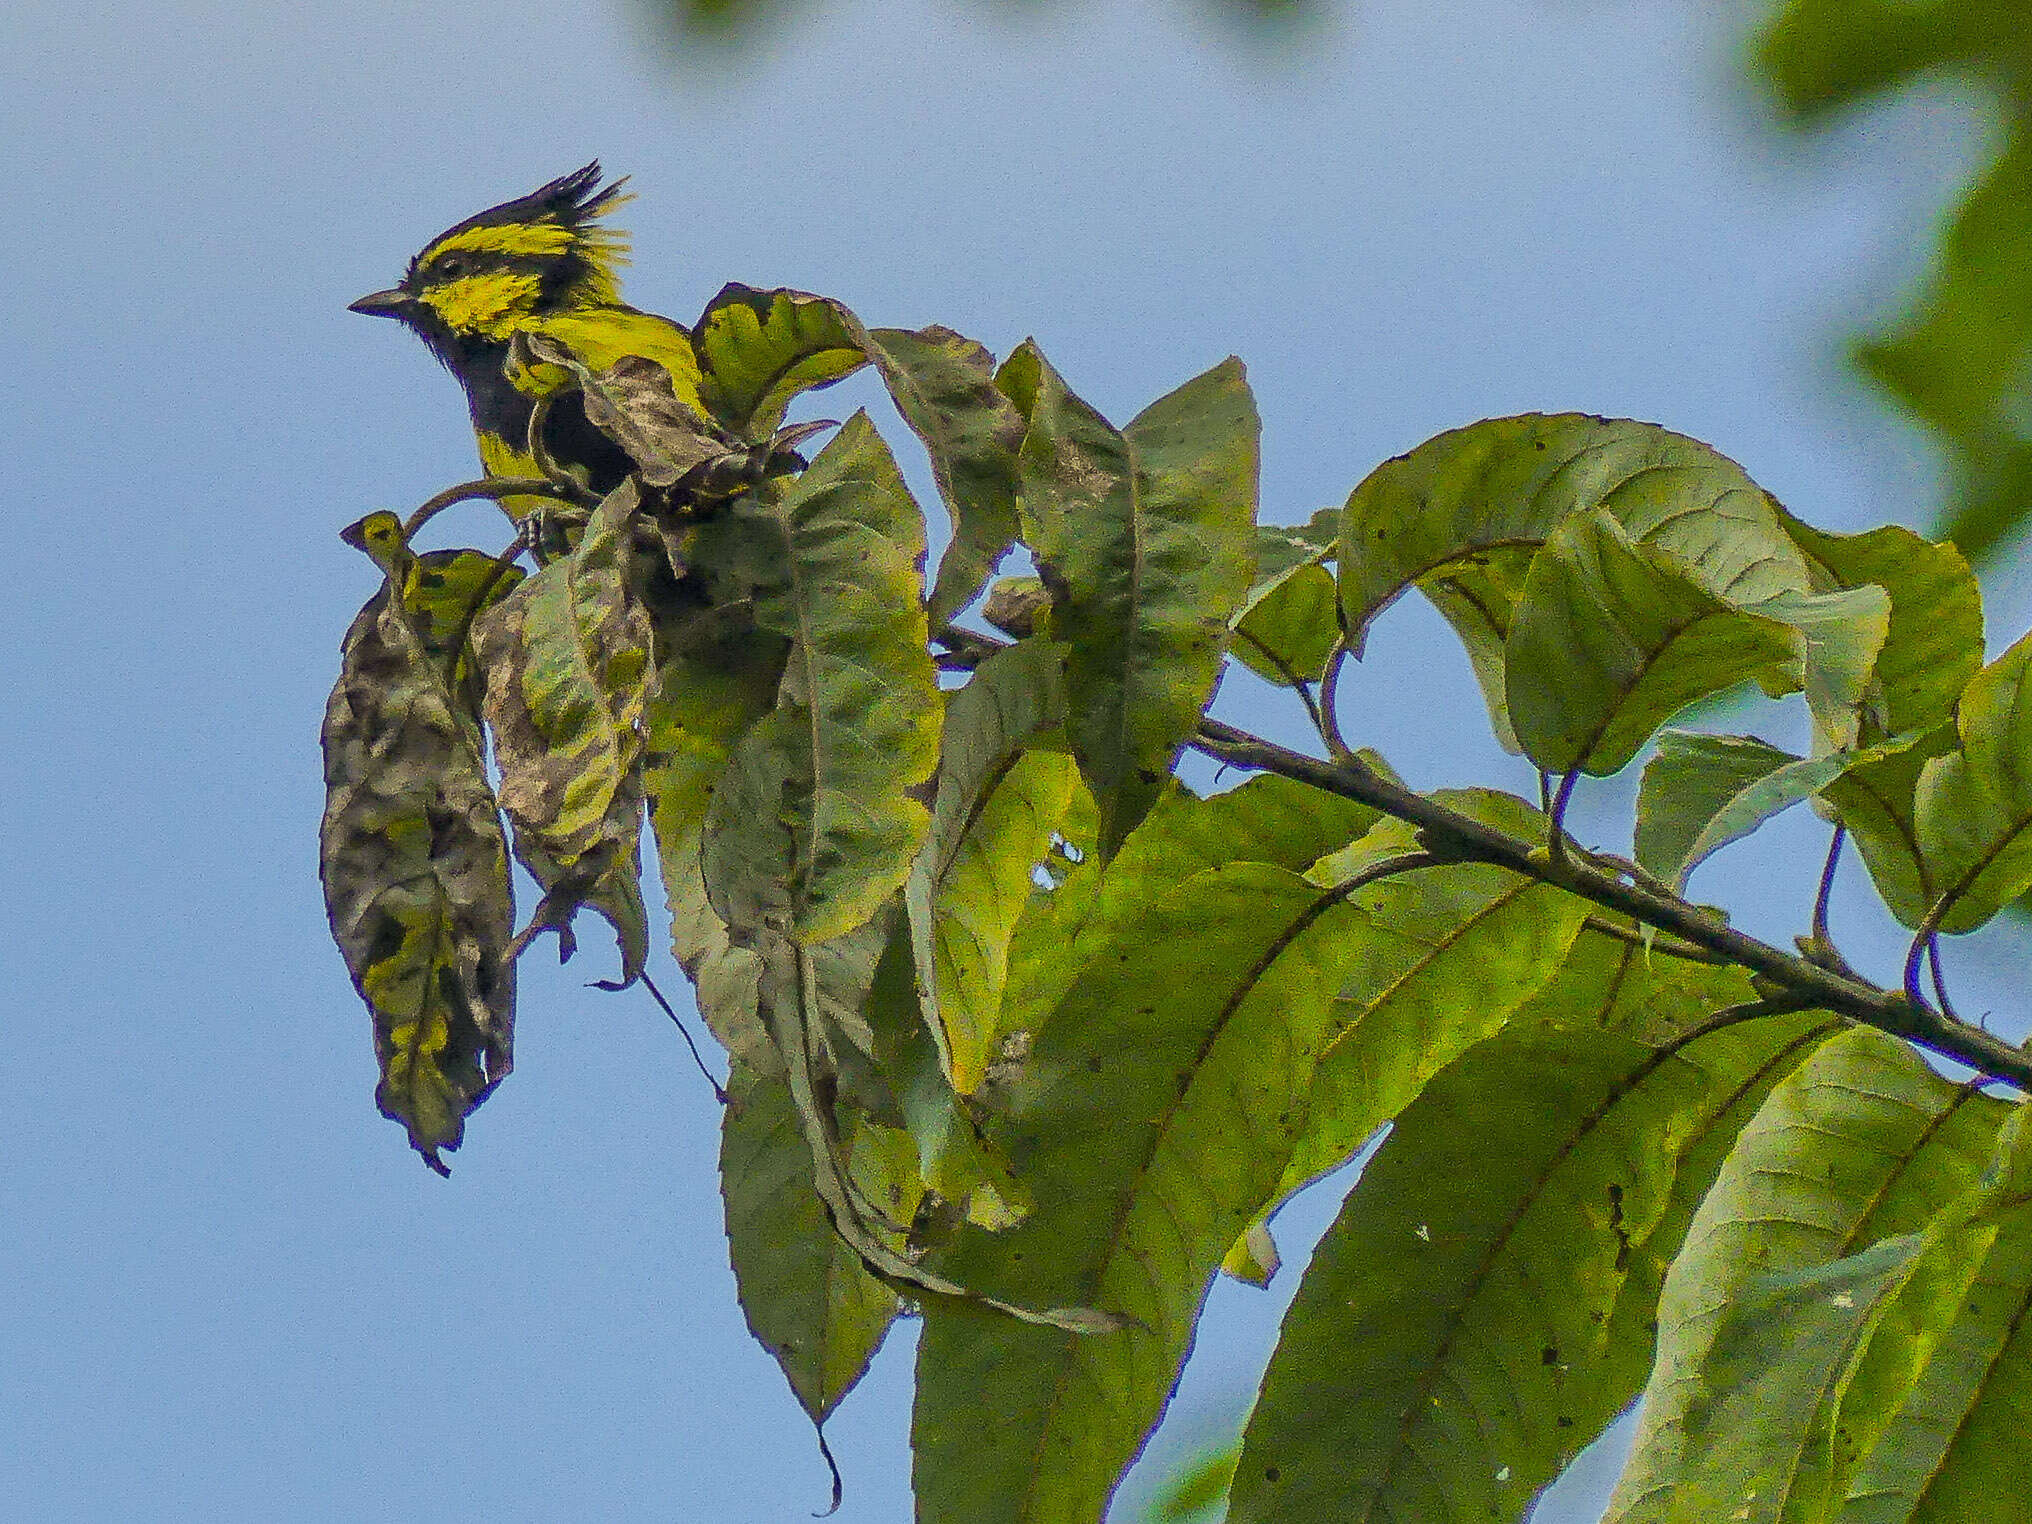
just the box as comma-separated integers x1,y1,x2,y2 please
1506,509,1805,776
693,283,865,438
473,480,656,980
1012,346,1259,855
1607,1029,2009,1524
701,414,940,945
1915,626,2032,931
913,864,1371,1524
320,520,520,1173
1230,1011,1838,1524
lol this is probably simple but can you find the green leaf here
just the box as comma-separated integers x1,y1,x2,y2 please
1146,1439,1242,1523
1837,1108,2032,1522
912,863,1372,1524
1678,1235,1931,1524
1229,1011,1839,1524
473,480,656,981
1506,509,1806,776
643,603,789,1067
1676,1103,2032,1524
1635,730,1923,891
701,414,941,945
320,516,520,1174
1754,583,1892,752
692,283,866,437
1820,726,1959,930
1607,1028,2009,1524
997,773,1381,1051
1253,507,1342,575
907,640,1077,1094
857,324,1026,630
720,1060,913,1428
1915,626,2032,931
861,922,1033,1231
1779,511,1984,737
1261,790,1591,1221
1231,561,1337,685
1337,414,1813,745
1012,346,1260,854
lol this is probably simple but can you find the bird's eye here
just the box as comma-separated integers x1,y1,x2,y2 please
436,256,465,279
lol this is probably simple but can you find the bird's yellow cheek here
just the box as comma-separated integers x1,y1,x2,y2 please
421,272,544,340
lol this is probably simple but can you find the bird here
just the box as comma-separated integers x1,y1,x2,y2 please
350,162,706,517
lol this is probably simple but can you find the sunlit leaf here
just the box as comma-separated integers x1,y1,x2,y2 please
1252,790,1590,1230
1607,1029,2009,1523
1146,1438,1242,1523
693,283,866,437
1821,726,1958,930
720,1060,914,1429
1915,627,2032,931
1011,345,1259,854
1231,560,1337,685
1230,1010,1838,1524
1635,730,1922,891
998,772,1381,1050
857,323,1026,629
1837,1108,2032,1522
320,516,520,1173
643,601,789,1067
1338,414,1813,745
1780,511,1984,738
701,414,940,945
907,639,1076,1094
913,863,1372,1524
473,480,656,981
1506,509,1805,776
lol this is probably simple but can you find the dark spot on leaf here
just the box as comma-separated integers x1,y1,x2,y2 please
1087,1056,1103,1073
1557,1416,1574,1429
1138,768,1160,784
1534,440,1547,450
1541,1346,1559,1365
1264,1467,1280,1484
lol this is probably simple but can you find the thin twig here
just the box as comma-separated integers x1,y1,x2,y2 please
1926,935,1959,1023
1232,627,1330,746
1317,634,1356,762
1812,826,1847,948
1187,714,2032,1094
1547,771,1581,862
639,971,730,1104
401,476,594,540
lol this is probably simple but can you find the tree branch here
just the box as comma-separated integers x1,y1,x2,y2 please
929,624,2032,1092
1188,716,2032,1093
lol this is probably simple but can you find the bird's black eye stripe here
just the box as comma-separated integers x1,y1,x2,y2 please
422,250,553,284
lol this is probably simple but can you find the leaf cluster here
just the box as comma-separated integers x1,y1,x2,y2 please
326,285,2032,1519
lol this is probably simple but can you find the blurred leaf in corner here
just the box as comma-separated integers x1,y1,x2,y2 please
1140,1437,1241,1523
1757,0,2032,563
644,0,1323,48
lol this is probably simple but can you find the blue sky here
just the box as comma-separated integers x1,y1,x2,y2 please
3,1,2020,1519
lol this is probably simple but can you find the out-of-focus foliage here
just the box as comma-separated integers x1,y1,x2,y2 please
1759,0,2032,561
649,0,1319,47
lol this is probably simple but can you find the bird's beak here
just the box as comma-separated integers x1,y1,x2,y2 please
348,288,414,318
